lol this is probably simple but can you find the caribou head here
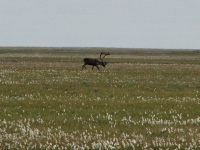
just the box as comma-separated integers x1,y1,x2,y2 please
82,52,110,70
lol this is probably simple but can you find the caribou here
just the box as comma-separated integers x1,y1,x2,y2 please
82,52,110,70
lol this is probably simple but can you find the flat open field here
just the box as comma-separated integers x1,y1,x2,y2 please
0,47,200,149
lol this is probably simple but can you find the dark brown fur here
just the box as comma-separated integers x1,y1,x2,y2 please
82,58,106,70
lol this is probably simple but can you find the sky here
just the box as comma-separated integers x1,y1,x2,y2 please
0,0,200,49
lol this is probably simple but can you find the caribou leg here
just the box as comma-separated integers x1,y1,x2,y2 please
91,65,100,70
82,64,87,70
96,66,100,70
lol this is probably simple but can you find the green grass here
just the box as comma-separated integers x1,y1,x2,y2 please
0,47,200,149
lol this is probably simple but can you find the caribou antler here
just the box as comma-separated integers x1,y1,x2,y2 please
100,52,110,60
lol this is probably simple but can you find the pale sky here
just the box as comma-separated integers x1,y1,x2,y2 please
0,0,200,49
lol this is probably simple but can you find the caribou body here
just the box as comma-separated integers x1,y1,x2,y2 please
82,52,110,70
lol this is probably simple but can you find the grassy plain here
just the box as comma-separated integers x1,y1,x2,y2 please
0,47,200,149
